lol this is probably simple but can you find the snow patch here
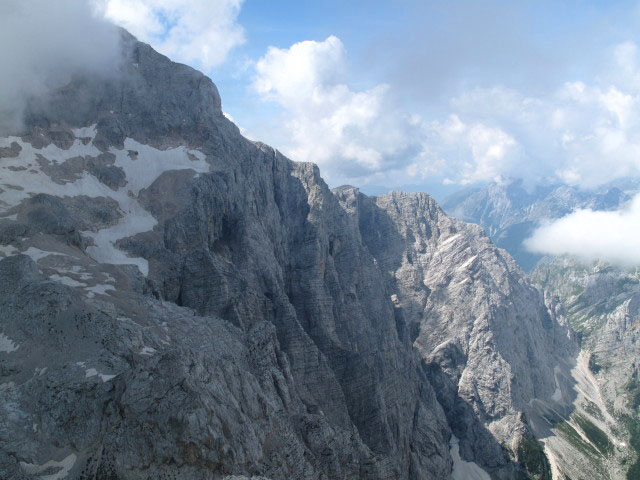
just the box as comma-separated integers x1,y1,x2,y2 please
0,245,19,257
20,453,77,480
71,124,97,140
56,265,93,281
79,363,116,382
83,139,209,276
84,284,115,296
0,333,18,353
139,346,156,355
23,247,68,262
50,274,86,288
450,435,491,480
0,132,209,277
0,135,103,210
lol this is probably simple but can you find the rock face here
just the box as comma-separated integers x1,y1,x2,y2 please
0,30,573,479
444,177,640,478
335,188,575,477
532,258,640,479
441,178,633,272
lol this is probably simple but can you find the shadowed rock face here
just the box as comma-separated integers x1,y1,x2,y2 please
0,30,574,480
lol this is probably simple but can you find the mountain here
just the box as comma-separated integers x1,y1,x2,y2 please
532,257,640,478
0,30,599,479
442,175,640,477
441,178,633,272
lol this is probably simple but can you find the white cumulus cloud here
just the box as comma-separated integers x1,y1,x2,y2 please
250,34,640,191
435,41,640,189
525,193,640,266
252,36,422,186
417,114,525,185
98,0,245,70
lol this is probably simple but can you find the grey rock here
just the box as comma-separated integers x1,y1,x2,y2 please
0,29,577,480
532,257,640,478
0,141,21,159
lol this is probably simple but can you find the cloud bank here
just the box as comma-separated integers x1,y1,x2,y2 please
99,0,245,70
250,32,640,190
525,193,640,266
253,36,422,186
0,0,121,132
441,51,640,189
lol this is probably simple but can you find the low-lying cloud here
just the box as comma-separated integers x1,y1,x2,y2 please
0,0,245,134
0,0,121,133
99,0,245,70
525,193,640,266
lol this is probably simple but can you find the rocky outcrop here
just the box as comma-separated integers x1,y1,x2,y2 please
335,187,576,478
0,29,574,479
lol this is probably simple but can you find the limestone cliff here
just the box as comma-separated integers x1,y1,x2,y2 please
0,30,573,479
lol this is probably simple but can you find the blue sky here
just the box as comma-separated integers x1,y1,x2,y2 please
102,0,640,199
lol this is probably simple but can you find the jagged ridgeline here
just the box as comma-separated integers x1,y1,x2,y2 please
0,29,589,479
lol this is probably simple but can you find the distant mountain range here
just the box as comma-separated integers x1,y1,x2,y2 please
442,178,639,272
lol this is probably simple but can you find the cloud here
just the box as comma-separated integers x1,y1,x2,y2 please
525,193,640,265
250,35,533,188
418,114,525,185
248,27,640,191
413,39,640,189
377,0,557,102
252,36,422,186
99,0,245,70
0,0,121,133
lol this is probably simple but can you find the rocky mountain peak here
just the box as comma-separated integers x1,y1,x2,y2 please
0,31,584,480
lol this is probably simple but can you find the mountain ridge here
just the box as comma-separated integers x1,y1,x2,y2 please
0,30,595,479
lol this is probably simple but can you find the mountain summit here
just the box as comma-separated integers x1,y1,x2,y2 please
0,31,605,479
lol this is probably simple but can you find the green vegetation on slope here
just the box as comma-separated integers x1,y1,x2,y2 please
556,421,600,458
518,439,552,480
623,415,640,479
626,376,640,411
574,415,613,456
589,354,603,374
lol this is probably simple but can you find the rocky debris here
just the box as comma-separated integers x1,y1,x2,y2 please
0,141,21,159
35,152,126,190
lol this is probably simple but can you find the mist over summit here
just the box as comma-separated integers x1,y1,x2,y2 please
0,0,121,133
